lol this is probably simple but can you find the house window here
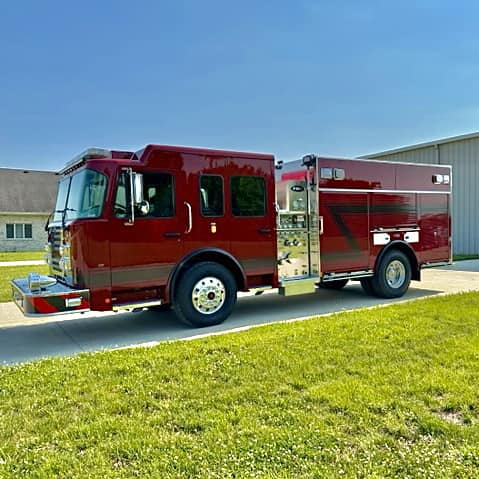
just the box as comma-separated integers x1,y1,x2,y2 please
6,223,33,239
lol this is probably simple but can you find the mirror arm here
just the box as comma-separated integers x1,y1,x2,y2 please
128,167,135,225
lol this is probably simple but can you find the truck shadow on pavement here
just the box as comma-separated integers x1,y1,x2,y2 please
0,284,443,365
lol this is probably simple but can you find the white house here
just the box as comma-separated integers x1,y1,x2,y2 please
0,168,59,251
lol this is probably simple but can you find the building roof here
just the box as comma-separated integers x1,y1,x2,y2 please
361,131,479,158
0,168,59,214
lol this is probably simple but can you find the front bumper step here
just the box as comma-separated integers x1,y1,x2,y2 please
11,276,90,317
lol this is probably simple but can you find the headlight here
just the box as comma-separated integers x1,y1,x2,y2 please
59,257,72,274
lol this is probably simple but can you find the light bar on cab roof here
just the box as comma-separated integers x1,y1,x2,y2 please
59,147,112,175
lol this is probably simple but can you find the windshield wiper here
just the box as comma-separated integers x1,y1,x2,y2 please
44,208,76,232
55,208,76,213
53,207,77,228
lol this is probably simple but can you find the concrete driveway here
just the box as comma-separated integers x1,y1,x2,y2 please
1,260,478,365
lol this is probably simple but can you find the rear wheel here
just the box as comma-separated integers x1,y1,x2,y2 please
173,262,237,327
370,250,411,298
319,279,349,290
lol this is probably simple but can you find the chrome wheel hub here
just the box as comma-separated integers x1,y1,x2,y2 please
386,260,406,288
191,276,226,314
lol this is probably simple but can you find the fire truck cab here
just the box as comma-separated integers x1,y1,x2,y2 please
11,145,452,327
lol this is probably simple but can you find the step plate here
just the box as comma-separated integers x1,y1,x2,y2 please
278,278,317,296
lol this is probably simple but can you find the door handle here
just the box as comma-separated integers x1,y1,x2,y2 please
164,232,180,238
184,201,192,234
258,228,272,234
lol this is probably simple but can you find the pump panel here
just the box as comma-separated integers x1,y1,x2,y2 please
276,169,320,282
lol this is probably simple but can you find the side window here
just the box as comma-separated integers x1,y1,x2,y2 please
231,176,266,217
114,172,175,218
114,172,130,218
200,175,224,216
144,173,174,218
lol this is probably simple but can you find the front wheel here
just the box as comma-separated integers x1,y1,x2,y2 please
173,262,237,327
370,250,412,298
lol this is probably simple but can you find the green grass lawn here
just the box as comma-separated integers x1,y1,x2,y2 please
0,265,49,302
0,251,44,262
0,292,478,478
454,254,479,261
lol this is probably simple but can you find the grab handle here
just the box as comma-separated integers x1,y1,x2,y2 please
184,201,192,234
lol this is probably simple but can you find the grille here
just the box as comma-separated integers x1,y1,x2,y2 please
50,227,64,276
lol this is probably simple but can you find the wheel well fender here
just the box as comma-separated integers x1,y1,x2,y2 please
375,241,420,281
166,248,246,302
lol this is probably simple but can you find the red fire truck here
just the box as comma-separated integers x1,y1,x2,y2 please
11,145,452,327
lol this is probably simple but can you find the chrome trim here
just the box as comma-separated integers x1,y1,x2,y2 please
321,270,374,281
279,277,317,296
317,188,451,194
386,260,407,288
11,280,89,299
112,299,164,311
371,227,421,233
10,280,90,317
354,154,453,168
422,261,453,269
184,201,192,234
65,297,82,308
128,167,135,225
59,147,112,175
191,276,226,314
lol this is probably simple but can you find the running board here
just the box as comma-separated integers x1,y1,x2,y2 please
321,270,374,282
113,299,163,311
279,278,317,296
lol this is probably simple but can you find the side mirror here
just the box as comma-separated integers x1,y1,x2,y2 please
137,200,150,216
132,172,144,205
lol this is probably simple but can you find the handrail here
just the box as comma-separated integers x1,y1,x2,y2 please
184,201,192,234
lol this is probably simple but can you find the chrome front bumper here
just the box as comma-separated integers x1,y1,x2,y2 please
11,276,90,317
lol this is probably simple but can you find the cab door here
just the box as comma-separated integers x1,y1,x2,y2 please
109,168,186,291
179,154,231,255
227,157,277,284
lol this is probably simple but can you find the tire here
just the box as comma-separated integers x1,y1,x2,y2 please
173,262,237,327
370,249,411,298
319,279,349,290
360,277,375,296
150,304,172,312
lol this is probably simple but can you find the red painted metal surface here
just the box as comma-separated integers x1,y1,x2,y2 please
319,192,369,273
49,145,277,310
316,157,451,273
39,148,451,313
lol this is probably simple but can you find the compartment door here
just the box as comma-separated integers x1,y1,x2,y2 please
319,192,369,273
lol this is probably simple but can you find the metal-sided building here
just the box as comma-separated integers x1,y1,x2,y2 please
361,132,479,255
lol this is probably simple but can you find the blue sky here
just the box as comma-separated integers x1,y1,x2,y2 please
1,0,478,171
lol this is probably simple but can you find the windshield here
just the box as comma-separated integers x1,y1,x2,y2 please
53,178,70,222
53,169,108,222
